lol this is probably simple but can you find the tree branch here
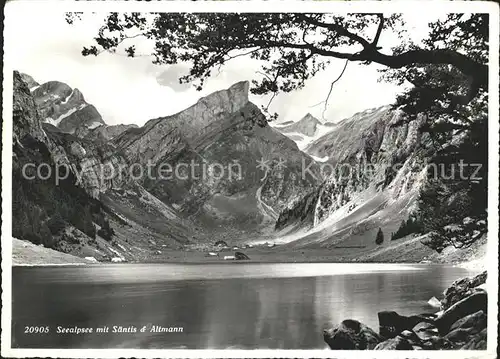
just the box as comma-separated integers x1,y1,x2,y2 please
372,14,384,47
252,40,487,91
310,60,349,120
296,14,371,48
366,48,488,88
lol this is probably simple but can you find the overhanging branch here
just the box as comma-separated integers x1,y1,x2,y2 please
295,14,371,48
372,14,384,47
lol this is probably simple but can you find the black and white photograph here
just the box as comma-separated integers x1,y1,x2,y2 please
1,1,499,357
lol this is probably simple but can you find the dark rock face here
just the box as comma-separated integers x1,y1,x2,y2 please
435,292,487,334
274,189,319,231
378,311,435,339
412,321,439,341
12,71,111,252
57,104,103,134
13,72,49,143
323,319,381,349
234,251,250,260
374,335,413,350
441,310,487,348
449,310,486,333
461,328,487,350
441,271,487,310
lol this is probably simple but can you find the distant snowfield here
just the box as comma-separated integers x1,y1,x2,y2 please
271,122,337,151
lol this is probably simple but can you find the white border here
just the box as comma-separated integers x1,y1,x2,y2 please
2,1,499,358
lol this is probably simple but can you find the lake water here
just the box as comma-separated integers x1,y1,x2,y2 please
12,263,473,349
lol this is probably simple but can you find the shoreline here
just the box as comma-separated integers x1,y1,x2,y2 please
11,258,485,269
11,237,486,268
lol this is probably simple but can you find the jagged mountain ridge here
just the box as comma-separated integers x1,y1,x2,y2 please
13,71,321,264
31,79,105,133
272,113,337,151
112,81,321,231
13,68,434,262
21,72,137,140
83,123,139,143
305,106,393,162
12,71,193,262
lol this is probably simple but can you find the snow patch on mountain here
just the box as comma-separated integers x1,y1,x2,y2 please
272,115,338,150
87,121,103,130
61,89,74,104
48,107,79,126
309,154,329,163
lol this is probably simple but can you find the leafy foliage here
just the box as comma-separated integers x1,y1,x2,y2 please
97,217,115,242
379,14,489,252
415,180,486,252
391,215,422,241
67,12,486,117
47,212,67,235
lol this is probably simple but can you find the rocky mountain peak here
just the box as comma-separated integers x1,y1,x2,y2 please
129,80,252,149
70,88,86,103
302,113,321,124
197,80,250,115
275,112,322,137
19,72,39,89
21,73,105,135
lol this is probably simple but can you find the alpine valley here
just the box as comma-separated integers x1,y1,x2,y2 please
11,71,486,264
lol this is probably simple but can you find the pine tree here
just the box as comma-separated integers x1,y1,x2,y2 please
375,227,384,245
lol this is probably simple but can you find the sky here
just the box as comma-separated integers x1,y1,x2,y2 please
6,9,438,127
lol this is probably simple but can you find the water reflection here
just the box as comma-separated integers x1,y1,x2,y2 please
12,264,473,349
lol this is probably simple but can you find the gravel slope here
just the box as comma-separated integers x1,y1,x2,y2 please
12,238,91,266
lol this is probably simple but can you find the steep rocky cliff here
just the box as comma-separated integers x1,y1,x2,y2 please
12,71,191,262
276,105,431,249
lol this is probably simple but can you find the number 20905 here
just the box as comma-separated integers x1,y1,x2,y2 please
24,326,49,334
